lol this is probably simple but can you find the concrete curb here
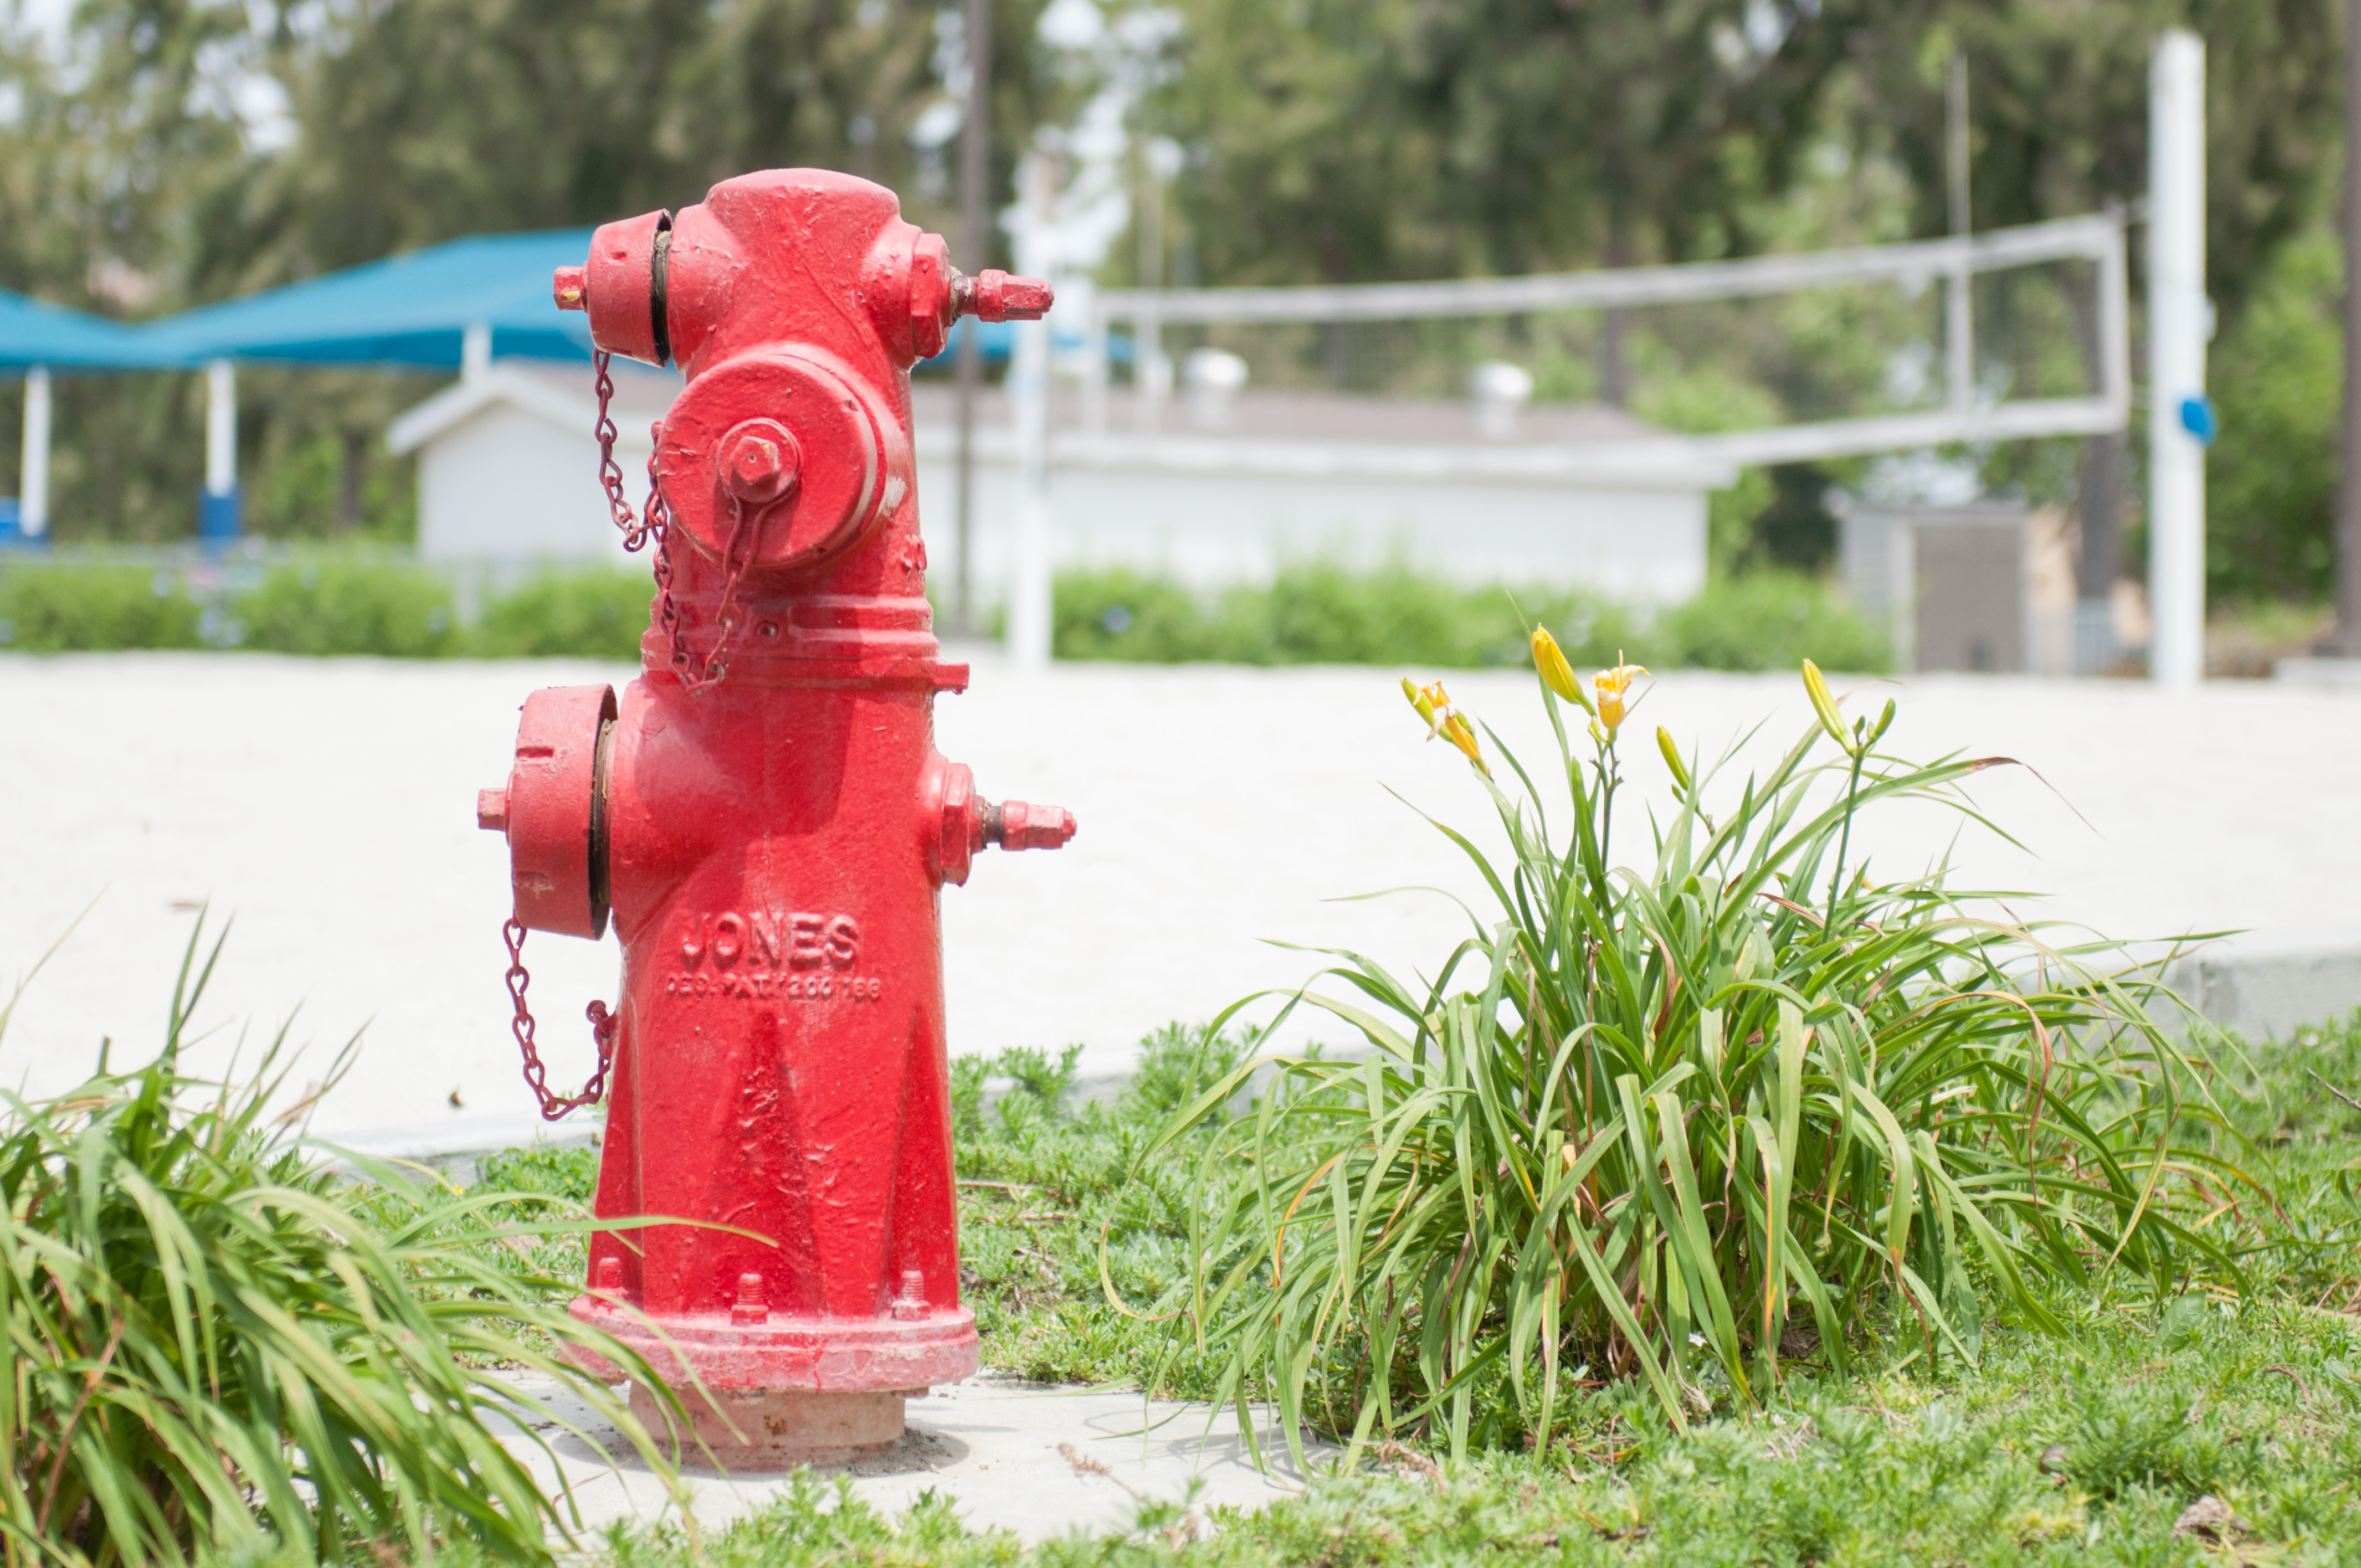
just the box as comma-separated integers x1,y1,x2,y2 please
342,935,2361,1169
2152,930,2361,1042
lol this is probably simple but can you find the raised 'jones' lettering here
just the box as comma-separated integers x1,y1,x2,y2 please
665,910,883,1004
679,911,860,971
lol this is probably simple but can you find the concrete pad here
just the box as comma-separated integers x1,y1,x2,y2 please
7,652,2361,1148
495,1372,1321,1545
2159,930,2361,1041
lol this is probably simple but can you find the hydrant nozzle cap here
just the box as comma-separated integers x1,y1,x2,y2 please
961,269,1053,323
983,799,1076,852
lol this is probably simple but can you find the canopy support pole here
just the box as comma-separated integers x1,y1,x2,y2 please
463,321,492,381
20,366,50,538
202,359,240,543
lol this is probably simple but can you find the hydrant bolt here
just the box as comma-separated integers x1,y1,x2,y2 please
717,418,801,505
476,788,510,833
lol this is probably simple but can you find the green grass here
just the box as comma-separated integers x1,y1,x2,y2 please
494,1284,2361,1566
445,1008,2358,1566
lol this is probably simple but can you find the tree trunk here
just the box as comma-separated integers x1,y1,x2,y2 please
2076,433,2125,597
1598,224,1633,408
335,429,367,537
2066,276,2124,599
2336,0,2361,650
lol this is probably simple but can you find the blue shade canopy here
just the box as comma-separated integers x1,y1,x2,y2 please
0,290,182,373
135,229,601,369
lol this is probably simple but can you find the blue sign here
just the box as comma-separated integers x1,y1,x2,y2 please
2179,394,2218,446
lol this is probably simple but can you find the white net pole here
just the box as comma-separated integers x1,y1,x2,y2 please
2147,29,2208,689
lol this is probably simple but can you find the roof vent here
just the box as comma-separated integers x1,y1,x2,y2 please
1183,347,1249,428
1470,360,1534,440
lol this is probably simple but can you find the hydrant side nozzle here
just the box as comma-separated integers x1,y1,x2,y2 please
956,269,1053,323
982,799,1077,852
478,788,510,833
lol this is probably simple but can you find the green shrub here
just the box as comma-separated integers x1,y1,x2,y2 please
1656,570,1890,672
1241,560,1527,666
1150,657,2234,1462
1053,566,1224,661
0,564,205,651
1053,562,1882,672
1054,562,1644,669
0,921,679,1564
2208,229,2339,603
473,567,652,660
233,559,459,656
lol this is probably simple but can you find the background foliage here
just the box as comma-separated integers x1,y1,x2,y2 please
0,556,1888,670
0,0,2348,596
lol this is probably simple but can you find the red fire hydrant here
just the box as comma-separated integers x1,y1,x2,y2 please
475,168,1073,1466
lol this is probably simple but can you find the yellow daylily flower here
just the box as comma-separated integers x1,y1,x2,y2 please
1440,712,1490,776
1402,676,1490,777
1403,676,1440,732
1593,657,1648,736
1530,626,1593,712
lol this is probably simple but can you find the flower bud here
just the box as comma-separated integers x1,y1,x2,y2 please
1656,726,1691,794
1531,627,1592,712
1801,660,1849,753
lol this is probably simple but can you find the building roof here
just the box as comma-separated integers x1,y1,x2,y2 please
907,383,1741,490
0,289,183,374
386,359,679,455
138,230,600,369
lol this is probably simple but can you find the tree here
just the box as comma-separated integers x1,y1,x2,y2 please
6,0,1079,539
234,0,1072,284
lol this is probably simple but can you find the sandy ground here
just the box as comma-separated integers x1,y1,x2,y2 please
2,647,2355,1149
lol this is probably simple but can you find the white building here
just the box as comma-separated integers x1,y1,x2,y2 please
389,362,1729,599
913,382,1726,603
388,358,681,567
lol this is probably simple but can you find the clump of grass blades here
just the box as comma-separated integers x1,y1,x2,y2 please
0,920,683,1566
1144,652,2247,1465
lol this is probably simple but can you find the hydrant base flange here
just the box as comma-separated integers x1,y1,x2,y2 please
627,1382,907,1471
566,1298,979,1392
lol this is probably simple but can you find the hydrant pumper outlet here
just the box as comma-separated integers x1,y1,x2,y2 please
477,169,1071,1468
